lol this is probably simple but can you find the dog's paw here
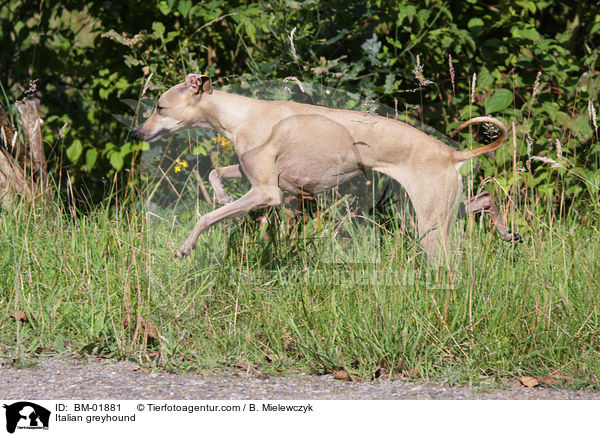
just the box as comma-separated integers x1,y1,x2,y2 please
508,231,523,243
175,245,192,259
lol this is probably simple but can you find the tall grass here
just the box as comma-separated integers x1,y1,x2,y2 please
1,62,599,388
1,181,598,387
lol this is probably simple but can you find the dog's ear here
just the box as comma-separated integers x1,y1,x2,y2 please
185,74,213,95
200,75,213,94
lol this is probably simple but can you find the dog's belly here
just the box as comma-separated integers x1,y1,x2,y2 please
277,167,362,195
263,113,376,194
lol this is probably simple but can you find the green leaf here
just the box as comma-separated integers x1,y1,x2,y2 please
157,1,171,15
245,21,256,42
361,34,382,65
152,22,165,39
511,26,540,42
193,141,209,155
467,18,484,34
99,88,111,100
53,335,67,353
515,0,537,13
361,33,382,56
485,89,513,114
383,74,397,94
110,152,124,171
178,0,192,18
555,111,571,127
165,30,180,44
85,148,98,170
573,115,592,138
66,140,83,163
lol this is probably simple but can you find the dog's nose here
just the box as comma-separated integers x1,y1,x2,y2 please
131,130,143,141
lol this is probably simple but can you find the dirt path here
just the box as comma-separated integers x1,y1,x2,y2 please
1,356,598,400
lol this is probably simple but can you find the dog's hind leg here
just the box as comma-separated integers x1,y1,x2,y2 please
459,190,522,243
375,165,462,265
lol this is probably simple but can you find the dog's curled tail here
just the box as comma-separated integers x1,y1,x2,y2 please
452,116,507,163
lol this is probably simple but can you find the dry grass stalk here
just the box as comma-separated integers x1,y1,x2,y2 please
448,54,455,95
532,71,542,101
412,55,433,86
283,76,305,93
0,100,50,208
555,138,563,162
588,100,598,137
288,26,298,62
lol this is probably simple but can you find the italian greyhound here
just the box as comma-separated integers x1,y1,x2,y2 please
132,74,519,263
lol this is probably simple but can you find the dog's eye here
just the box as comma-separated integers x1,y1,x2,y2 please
156,105,163,111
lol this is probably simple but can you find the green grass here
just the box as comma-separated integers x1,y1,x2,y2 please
1,191,599,389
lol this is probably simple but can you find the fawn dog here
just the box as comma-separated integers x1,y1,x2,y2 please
132,74,517,263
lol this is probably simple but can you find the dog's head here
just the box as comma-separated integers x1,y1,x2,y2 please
131,74,213,142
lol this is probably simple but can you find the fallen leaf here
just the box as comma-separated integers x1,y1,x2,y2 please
265,354,279,363
143,320,159,342
235,363,269,380
406,367,421,378
540,370,567,386
236,363,251,372
539,375,556,386
122,312,132,328
375,367,390,379
11,311,28,322
125,316,160,343
145,351,160,361
519,376,540,387
334,369,351,381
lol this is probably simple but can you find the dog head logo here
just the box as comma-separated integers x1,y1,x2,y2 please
3,402,50,434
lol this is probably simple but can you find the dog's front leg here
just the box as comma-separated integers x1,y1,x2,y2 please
208,164,243,204
176,185,282,258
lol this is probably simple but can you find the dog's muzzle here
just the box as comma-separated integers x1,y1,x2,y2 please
131,130,144,141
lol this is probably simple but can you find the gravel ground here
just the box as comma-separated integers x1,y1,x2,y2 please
1,356,598,400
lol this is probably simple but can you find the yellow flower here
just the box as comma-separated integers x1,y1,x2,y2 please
174,158,188,173
212,134,232,150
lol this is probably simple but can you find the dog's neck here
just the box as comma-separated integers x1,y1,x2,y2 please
199,90,254,142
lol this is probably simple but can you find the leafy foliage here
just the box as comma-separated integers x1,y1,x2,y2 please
1,0,598,213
